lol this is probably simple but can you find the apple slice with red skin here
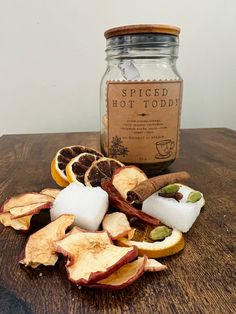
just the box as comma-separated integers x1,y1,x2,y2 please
88,256,147,290
54,228,138,285
1,192,54,213
20,214,75,268
10,201,52,219
87,258,167,290
102,212,132,240
0,192,53,230
112,166,148,200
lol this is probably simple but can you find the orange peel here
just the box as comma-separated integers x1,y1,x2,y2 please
51,145,103,187
116,229,185,259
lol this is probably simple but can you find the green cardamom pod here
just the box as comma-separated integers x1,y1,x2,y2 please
149,226,172,241
159,184,180,194
187,191,202,203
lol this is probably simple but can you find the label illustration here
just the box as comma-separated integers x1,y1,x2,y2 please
107,81,182,163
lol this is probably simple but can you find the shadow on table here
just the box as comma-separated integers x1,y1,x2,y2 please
0,284,32,314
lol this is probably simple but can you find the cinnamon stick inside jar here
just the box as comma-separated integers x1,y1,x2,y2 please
127,171,190,204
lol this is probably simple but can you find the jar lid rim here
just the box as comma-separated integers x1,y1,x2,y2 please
104,24,181,39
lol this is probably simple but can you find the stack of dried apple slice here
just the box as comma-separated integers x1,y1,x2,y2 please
18,213,166,290
0,189,60,231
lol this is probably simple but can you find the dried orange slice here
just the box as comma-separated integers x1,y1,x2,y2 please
84,157,124,187
66,153,101,184
51,145,103,187
116,223,185,259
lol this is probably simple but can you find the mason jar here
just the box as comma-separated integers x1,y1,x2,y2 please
100,24,183,175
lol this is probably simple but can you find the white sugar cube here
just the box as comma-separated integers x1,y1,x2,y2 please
142,185,205,232
50,183,108,231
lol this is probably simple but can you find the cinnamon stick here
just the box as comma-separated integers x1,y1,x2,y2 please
101,180,160,226
127,171,190,204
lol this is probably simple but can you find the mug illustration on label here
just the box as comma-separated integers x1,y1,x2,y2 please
155,139,175,159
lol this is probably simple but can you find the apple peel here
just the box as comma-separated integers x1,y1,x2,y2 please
54,228,138,285
102,212,132,240
10,201,52,219
1,192,54,213
20,214,75,268
112,166,147,200
88,256,147,290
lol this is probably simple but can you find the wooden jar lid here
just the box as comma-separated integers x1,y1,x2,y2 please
104,24,181,39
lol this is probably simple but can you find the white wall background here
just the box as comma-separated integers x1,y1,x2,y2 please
0,0,235,135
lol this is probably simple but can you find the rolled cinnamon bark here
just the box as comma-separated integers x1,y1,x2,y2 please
127,171,190,204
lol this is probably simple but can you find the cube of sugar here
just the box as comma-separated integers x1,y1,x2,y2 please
142,185,204,232
50,183,108,231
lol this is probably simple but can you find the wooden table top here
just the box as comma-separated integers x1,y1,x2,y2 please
0,128,235,314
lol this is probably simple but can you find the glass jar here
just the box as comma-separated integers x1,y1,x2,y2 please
100,24,183,175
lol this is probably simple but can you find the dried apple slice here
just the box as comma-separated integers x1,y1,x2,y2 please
20,214,75,268
1,193,54,213
0,212,32,231
144,259,167,272
0,192,54,231
54,228,138,284
102,212,132,240
10,201,52,219
40,188,61,198
88,256,147,290
112,166,148,200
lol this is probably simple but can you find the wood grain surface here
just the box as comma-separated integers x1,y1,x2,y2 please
0,128,235,314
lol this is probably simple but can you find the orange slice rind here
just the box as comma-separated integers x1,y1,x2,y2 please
116,229,185,259
51,145,103,187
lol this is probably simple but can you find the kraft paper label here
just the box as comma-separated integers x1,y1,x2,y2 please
107,81,182,163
